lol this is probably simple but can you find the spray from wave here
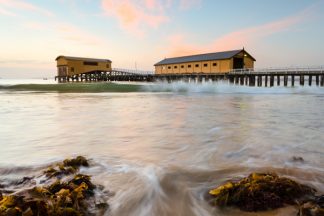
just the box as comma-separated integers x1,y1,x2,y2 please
0,81,323,94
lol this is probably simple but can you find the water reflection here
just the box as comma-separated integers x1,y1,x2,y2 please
0,84,324,215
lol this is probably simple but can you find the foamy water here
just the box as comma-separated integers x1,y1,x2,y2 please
0,80,324,215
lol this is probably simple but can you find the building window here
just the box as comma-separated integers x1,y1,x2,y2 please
213,63,217,67
83,61,98,66
195,64,199,67
168,66,171,69
162,66,166,70
71,67,74,72
106,64,110,68
188,65,192,68
204,63,208,67
181,65,184,68
174,66,177,69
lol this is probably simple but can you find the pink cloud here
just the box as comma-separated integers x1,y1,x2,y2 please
102,0,169,36
179,0,201,10
166,6,313,57
0,0,53,17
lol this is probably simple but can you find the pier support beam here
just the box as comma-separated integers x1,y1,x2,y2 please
300,75,304,86
309,75,312,86
316,75,319,86
277,75,280,86
240,76,244,85
270,75,274,87
234,76,239,85
321,75,324,87
257,76,262,87
265,75,268,87
284,75,288,87
245,76,249,85
291,75,295,87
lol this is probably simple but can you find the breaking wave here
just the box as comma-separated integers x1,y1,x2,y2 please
0,81,324,94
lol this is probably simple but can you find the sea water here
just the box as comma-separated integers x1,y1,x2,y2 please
0,79,323,216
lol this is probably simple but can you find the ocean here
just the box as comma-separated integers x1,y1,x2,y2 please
0,79,323,216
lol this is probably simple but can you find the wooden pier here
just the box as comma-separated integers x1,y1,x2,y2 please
55,67,324,87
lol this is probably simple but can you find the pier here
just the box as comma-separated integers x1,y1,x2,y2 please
55,67,324,87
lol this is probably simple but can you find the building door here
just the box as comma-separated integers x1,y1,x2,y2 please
233,57,244,69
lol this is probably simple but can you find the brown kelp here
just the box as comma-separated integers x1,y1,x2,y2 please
208,173,324,215
0,156,109,216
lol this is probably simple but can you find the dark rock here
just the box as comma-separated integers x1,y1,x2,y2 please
63,156,89,168
208,173,317,212
292,156,305,162
298,201,324,216
1,156,109,216
14,177,33,186
47,180,67,194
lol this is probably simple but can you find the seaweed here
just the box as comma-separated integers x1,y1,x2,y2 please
44,156,88,178
208,173,320,213
0,156,109,216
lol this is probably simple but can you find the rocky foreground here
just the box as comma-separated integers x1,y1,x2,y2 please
0,156,108,216
1,157,323,216
208,173,324,216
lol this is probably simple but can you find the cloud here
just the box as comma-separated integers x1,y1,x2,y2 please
101,0,200,36
165,5,314,57
0,0,53,17
101,0,169,37
179,0,201,10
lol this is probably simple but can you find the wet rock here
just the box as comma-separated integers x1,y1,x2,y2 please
292,156,305,163
0,156,109,216
208,173,317,212
63,156,89,168
57,207,81,216
44,156,88,178
298,196,324,216
47,180,67,194
14,177,34,186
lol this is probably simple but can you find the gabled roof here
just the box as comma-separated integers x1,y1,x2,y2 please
154,49,255,66
56,56,112,63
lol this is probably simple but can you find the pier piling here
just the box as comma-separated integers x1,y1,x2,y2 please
54,67,324,88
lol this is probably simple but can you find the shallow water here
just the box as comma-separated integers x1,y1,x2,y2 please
0,80,324,215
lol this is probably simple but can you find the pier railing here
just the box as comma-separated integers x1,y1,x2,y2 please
112,68,154,75
229,66,324,74
55,66,324,87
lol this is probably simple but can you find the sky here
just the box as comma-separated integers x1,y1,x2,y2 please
0,0,324,78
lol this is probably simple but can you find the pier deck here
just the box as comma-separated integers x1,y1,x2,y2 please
55,67,324,87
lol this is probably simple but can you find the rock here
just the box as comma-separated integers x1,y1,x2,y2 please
14,177,33,186
63,156,89,168
22,207,33,216
57,207,81,216
47,180,67,194
298,195,324,216
298,201,324,216
208,173,317,212
5,207,22,216
44,156,88,178
292,156,305,163
0,156,108,216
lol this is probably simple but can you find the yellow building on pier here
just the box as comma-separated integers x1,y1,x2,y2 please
154,49,255,74
55,56,112,77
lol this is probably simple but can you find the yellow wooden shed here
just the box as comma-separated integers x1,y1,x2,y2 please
154,49,255,74
56,56,112,77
